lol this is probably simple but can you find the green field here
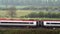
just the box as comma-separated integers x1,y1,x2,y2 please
19,18,60,20
0,10,39,18
16,10,36,17
0,10,60,20
0,28,60,34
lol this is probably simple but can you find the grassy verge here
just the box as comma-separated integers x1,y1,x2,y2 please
0,28,60,34
18,18,60,20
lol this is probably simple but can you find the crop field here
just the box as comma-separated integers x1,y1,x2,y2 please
16,10,36,17
0,10,60,20
0,10,38,18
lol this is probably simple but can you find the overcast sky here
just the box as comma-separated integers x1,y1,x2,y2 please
0,0,60,6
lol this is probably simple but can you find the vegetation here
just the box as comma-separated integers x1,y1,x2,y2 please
8,6,16,18
0,29,60,34
0,6,60,34
24,12,60,18
0,10,33,18
0,10,60,20
0,6,60,20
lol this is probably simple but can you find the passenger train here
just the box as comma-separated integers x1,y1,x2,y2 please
0,18,60,28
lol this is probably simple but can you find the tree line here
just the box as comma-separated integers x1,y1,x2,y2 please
23,12,60,18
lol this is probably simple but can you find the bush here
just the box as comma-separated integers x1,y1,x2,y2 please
24,12,60,18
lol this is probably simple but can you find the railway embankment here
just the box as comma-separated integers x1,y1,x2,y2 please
0,28,60,34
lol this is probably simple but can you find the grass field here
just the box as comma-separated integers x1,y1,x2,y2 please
0,10,60,20
0,10,38,18
0,28,60,34
16,10,34,17
19,18,60,20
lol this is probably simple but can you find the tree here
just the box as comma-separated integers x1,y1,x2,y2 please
27,12,38,18
38,12,45,18
8,6,16,18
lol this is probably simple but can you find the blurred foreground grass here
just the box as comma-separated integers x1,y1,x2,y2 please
0,28,60,34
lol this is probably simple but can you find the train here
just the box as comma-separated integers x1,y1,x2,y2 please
0,18,60,28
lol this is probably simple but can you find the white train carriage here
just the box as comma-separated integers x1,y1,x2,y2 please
0,20,37,26
43,20,60,26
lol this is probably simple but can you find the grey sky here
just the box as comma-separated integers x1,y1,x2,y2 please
0,0,60,6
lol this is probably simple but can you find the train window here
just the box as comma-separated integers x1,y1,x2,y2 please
1,22,29,24
51,23,60,24
29,22,33,24
1,22,34,24
46,23,51,24
46,23,60,24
